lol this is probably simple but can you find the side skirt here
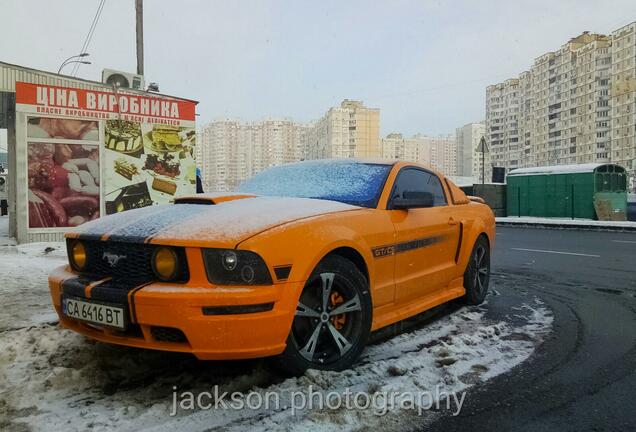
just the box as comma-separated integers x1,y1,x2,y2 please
370,277,466,332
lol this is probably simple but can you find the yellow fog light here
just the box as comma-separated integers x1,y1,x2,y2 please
70,241,87,271
153,247,178,281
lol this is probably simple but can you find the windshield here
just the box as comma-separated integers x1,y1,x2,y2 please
236,160,392,208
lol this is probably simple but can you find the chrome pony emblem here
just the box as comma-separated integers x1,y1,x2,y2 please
103,251,127,267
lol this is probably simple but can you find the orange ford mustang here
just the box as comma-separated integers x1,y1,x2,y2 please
49,159,495,375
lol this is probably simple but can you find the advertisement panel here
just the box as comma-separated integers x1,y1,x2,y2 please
16,82,196,229
103,120,196,214
27,142,100,228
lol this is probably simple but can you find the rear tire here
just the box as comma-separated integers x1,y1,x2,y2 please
463,235,490,305
273,255,372,376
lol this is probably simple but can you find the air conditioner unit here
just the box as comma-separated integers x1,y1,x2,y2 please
102,68,145,90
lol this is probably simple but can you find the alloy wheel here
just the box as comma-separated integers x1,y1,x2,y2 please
472,244,489,296
292,272,362,365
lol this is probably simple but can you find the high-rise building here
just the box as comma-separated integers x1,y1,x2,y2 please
485,24,636,186
455,122,485,181
381,133,457,175
611,22,636,174
305,100,381,160
381,133,424,162
196,119,310,191
430,134,457,176
486,78,521,179
196,120,246,192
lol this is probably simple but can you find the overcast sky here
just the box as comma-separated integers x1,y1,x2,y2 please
1,0,635,136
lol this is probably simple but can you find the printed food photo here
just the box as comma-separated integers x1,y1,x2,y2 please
104,121,196,214
27,142,100,228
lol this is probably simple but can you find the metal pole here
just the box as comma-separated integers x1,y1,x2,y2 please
135,0,144,75
518,186,521,217
482,149,485,184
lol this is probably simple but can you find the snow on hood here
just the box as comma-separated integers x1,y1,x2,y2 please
69,196,359,246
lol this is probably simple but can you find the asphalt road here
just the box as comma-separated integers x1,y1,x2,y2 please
426,226,636,432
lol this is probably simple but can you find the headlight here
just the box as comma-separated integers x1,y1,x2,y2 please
222,251,238,270
203,249,272,285
68,240,87,271
152,247,179,281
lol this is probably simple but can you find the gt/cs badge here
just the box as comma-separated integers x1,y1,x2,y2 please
372,245,395,258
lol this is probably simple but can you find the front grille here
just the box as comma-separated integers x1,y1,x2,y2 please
81,240,155,282
151,326,188,343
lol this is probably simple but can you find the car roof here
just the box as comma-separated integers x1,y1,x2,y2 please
302,158,448,180
390,160,446,178
292,158,441,172
287,157,396,166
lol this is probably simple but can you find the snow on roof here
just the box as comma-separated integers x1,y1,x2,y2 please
283,158,394,167
508,163,610,176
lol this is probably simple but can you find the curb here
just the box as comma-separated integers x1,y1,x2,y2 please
496,221,636,233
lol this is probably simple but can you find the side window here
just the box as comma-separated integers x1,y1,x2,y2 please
391,168,447,207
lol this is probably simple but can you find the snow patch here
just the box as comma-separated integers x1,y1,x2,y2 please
1,297,552,432
497,216,636,228
508,163,607,176
0,223,66,331
0,222,554,431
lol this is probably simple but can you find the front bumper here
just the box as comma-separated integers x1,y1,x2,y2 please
48,265,302,360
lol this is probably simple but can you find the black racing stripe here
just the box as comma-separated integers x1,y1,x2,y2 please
76,233,107,242
61,276,95,299
128,282,154,323
76,204,173,241
372,234,445,259
395,234,444,253
106,204,208,243
89,279,141,305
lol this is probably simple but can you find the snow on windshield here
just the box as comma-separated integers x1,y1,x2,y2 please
236,160,391,208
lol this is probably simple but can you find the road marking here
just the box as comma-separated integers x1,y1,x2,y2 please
510,247,600,258
612,240,636,244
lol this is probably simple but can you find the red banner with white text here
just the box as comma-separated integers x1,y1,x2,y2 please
16,82,196,127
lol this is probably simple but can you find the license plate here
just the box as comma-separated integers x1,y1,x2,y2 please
63,297,126,330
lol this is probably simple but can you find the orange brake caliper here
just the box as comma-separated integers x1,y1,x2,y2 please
330,292,346,330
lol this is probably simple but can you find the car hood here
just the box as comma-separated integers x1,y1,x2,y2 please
68,195,360,247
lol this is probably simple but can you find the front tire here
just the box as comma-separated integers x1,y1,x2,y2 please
463,235,490,305
275,255,372,376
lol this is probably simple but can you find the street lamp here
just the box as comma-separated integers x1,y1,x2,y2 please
57,53,90,74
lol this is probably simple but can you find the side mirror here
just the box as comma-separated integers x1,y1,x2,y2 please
392,191,435,209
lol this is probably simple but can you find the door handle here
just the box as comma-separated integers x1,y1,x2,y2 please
448,217,459,226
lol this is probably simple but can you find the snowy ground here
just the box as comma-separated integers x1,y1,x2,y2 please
0,216,66,331
0,215,554,431
496,216,636,229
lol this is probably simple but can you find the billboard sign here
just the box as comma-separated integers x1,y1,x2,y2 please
16,82,197,229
